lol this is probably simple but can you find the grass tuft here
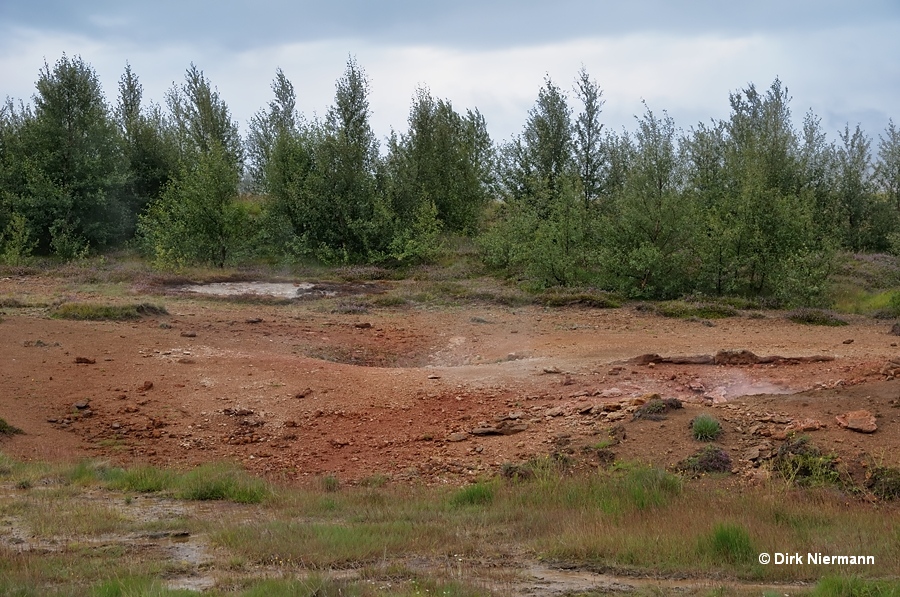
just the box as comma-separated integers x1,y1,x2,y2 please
700,522,755,566
176,463,270,503
867,466,900,500
449,482,495,507
773,437,843,487
633,397,683,421
691,414,723,441
52,302,167,321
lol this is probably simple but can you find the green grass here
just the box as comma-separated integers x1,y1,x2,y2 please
175,462,270,503
812,576,900,597
654,300,740,319
699,522,756,567
773,437,844,487
449,482,495,507
52,302,168,321
692,414,723,441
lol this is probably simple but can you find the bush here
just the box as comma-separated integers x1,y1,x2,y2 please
867,466,900,500
679,445,732,475
691,414,723,441
773,437,843,486
633,397,683,421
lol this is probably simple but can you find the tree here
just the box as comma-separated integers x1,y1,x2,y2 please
835,123,876,250
876,119,900,211
14,55,125,256
165,64,242,170
301,56,390,262
573,66,605,209
116,64,176,233
387,87,491,235
245,68,299,194
598,105,695,297
138,142,244,268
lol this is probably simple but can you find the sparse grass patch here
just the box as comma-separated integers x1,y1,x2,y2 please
108,465,176,494
176,462,270,503
654,300,739,319
538,288,622,308
812,576,900,596
691,414,723,441
52,302,167,321
786,308,848,326
0,417,23,436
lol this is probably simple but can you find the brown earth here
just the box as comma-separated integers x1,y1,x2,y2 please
2,274,900,487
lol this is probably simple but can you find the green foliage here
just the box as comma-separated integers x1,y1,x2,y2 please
633,397,683,421
654,301,738,319
138,142,245,268
5,55,126,257
691,414,723,441
700,523,755,566
773,437,843,487
52,302,166,321
449,482,495,507
0,212,35,265
176,462,270,503
866,466,900,500
108,465,175,493
619,464,683,510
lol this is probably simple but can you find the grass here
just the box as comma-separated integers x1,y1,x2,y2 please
0,417,23,436
52,301,168,321
652,300,740,319
691,414,723,441
175,462,270,503
786,308,849,326
633,396,683,421
1,455,900,593
773,437,845,487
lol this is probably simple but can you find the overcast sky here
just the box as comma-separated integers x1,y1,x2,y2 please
2,1,898,145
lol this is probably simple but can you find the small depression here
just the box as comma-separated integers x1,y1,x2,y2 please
179,281,334,299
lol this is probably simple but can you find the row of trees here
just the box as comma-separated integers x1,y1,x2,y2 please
1,54,899,303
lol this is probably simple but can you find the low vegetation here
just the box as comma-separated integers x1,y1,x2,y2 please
0,455,899,594
786,308,849,327
691,414,724,441
52,301,168,321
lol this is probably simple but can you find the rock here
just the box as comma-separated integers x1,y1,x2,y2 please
447,432,468,442
842,339,854,344
606,411,627,422
294,388,313,399
354,322,372,329
743,447,761,461
785,418,824,433
601,403,622,412
471,427,497,436
180,331,197,338
542,366,562,374
578,404,594,415
74,401,89,410
545,406,565,417
177,358,195,364
599,388,623,398
835,410,877,433
74,357,95,364
138,380,153,392
245,318,263,324
688,381,706,392
427,374,441,379
561,376,575,386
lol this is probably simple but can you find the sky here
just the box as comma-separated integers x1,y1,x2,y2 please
2,1,899,146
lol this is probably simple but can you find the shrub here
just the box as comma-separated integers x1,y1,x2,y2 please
633,397,683,421
772,437,843,486
691,414,723,441
679,445,732,475
867,466,900,500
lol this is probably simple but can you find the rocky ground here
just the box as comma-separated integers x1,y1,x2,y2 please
2,274,900,487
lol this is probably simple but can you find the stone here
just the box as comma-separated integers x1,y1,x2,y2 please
835,410,877,433
842,339,854,344
74,357,95,364
545,406,565,417
599,388,623,398
447,432,468,442
246,318,263,324
785,418,824,433
74,401,89,410
138,381,153,392
354,322,372,329
180,331,197,338
606,411,627,422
